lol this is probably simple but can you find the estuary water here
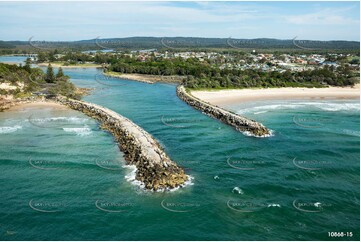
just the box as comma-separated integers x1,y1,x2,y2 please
0,58,359,240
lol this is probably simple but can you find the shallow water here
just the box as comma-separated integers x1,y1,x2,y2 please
0,57,359,240
0,56,27,65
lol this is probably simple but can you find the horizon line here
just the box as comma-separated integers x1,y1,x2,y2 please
3,36,360,42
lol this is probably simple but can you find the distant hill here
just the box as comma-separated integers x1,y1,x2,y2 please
0,41,15,49
1,37,360,51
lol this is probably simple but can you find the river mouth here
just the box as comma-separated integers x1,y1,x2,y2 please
0,59,360,240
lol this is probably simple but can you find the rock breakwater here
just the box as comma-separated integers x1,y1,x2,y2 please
56,96,188,190
176,85,271,137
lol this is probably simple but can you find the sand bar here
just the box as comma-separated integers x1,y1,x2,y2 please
104,72,184,84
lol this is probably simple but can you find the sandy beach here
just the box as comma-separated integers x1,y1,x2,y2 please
7,101,69,111
191,85,360,106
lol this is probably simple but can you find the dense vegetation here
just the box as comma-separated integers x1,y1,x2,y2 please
107,56,359,89
0,60,79,99
185,64,358,88
0,37,360,54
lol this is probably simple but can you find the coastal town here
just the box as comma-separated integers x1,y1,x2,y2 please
22,49,360,74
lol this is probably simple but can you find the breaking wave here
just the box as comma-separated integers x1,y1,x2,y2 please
123,164,194,192
63,125,92,136
237,102,359,114
0,125,22,134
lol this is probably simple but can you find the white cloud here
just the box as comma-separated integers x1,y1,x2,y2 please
0,1,359,41
285,8,359,25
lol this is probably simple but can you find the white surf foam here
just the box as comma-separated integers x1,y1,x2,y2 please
237,104,303,114
124,164,145,189
238,102,359,114
63,125,92,136
313,103,359,112
31,116,88,124
253,111,268,115
123,164,194,192
0,125,22,134
165,175,194,193
232,187,244,194
267,203,281,208
242,129,274,138
342,129,360,137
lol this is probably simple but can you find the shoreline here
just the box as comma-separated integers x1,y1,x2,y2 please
191,85,360,106
104,72,155,84
104,71,184,84
7,101,69,111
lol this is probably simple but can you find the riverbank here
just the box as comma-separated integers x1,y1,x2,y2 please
191,85,360,106
104,72,155,84
104,71,184,84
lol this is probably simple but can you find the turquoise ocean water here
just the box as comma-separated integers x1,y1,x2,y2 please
0,57,359,240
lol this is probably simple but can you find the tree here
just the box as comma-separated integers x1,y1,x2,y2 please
56,67,64,78
48,52,56,62
37,52,47,63
45,64,55,83
24,58,31,73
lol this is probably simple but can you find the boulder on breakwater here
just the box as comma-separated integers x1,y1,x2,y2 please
176,85,271,137
56,96,188,191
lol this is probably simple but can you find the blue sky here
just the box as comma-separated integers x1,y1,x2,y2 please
0,1,359,41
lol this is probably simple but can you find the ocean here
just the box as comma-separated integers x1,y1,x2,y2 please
0,57,359,240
